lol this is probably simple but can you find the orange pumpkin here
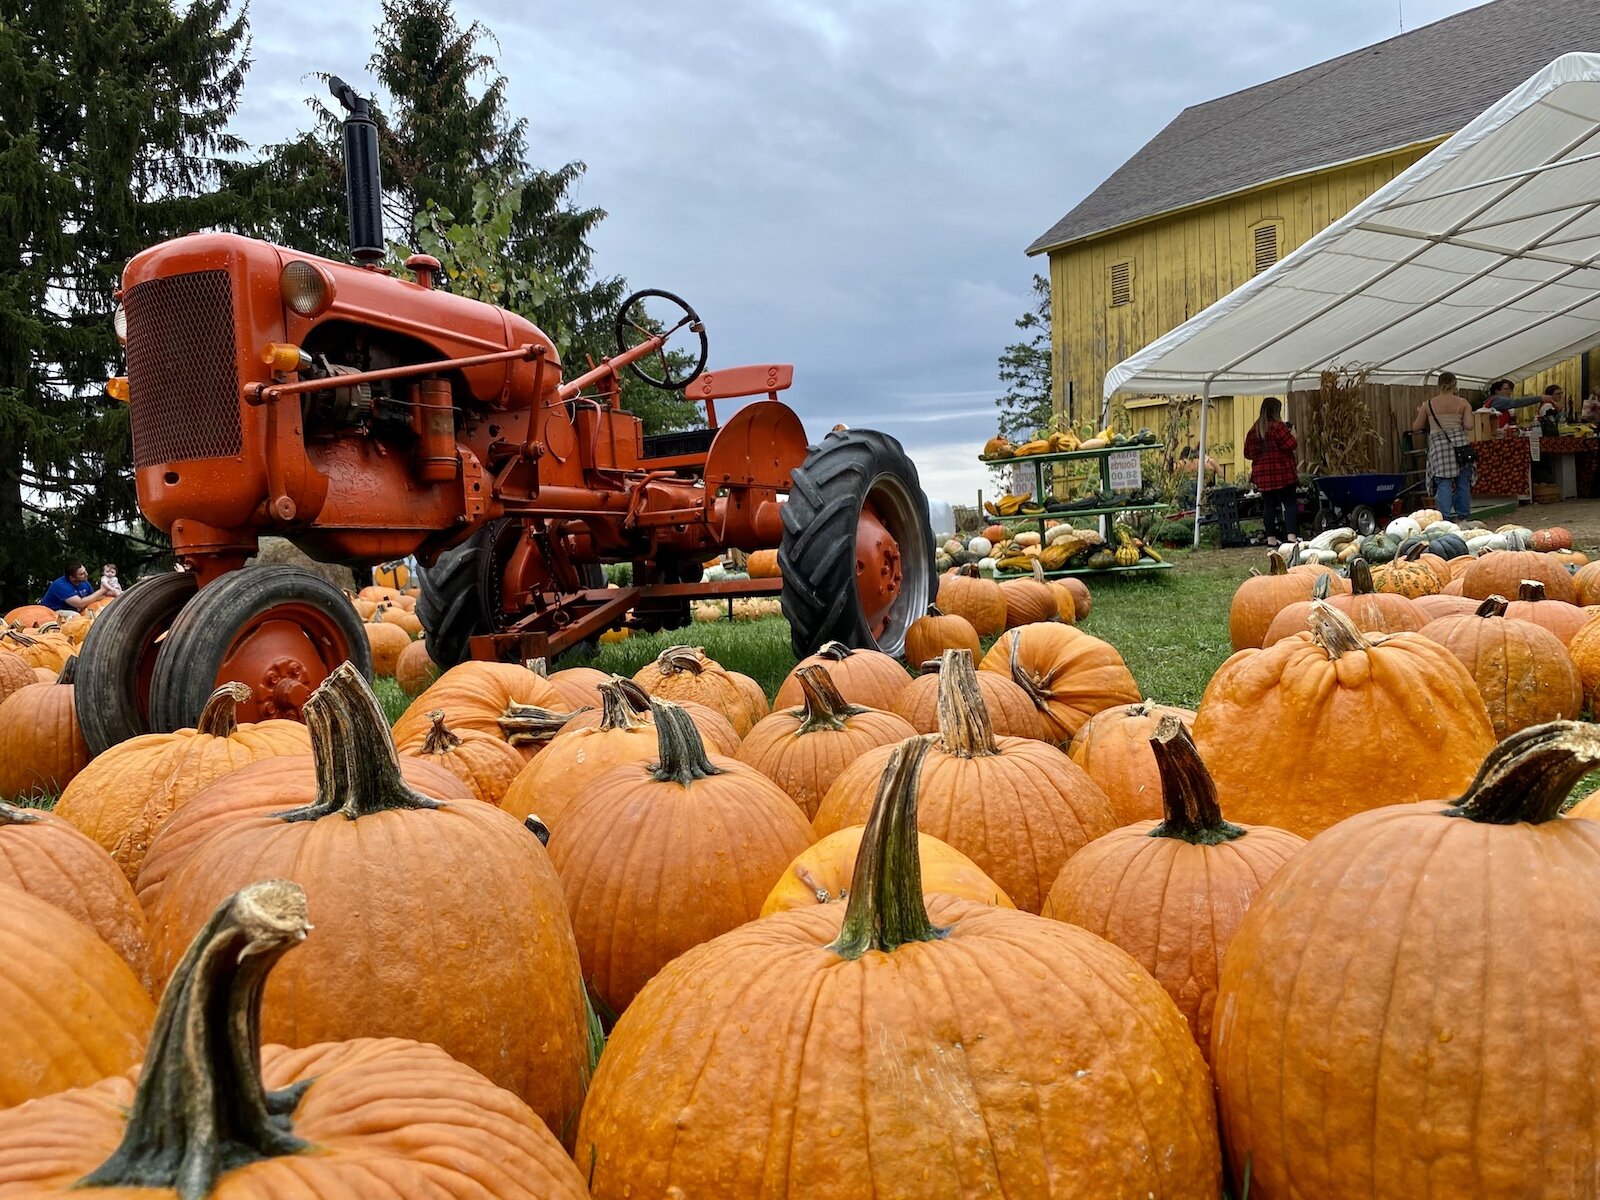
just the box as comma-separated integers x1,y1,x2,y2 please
400,709,526,805
1569,615,1600,710
136,665,590,1138
760,823,1014,915
1503,578,1589,644
0,660,90,801
981,523,1007,542
362,617,411,677
633,645,769,736
6,604,60,627
1462,548,1577,602
375,599,423,637
1442,575,1467,594
1530,525,1573,551
56,682,310,875
1416,596,1582,739
0,880,590,1197
1574,560,1600,606
773,640,912,711
1211,722,1600,1196
814,649,1118,913
554,677,741,753
546,664,610,710
0,800,149,976
392,660,569,756
393,637,440,696
1264,557,1425,644
1045,716,1305,1061
998,568,1059,629
1067,699,1197,824
547,699,814,1016
979,621,1141,743
1228,552,1352,650
736,664,917,820
1060,576,1093,620
890,657,1041,739
0,882,154,1109
0,649,34,706
936,563,1006,636
578,735,1222,1197
1193,602,1495,839
903,603,980,666
1412,592,1482,623
746,548,782,578
0,626,73,671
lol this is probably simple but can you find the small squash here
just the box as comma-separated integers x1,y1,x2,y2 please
903,603,981,666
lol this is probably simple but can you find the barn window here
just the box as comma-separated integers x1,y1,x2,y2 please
1252,221,1282,275
1108,259,1132,307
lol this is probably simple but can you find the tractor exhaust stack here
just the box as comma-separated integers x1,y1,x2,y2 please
329,75,384,265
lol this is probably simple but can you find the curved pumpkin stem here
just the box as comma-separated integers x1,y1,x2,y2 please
58,655,78,685
1308,600,1371,659
1266,551,1288,577
924,603,948,618
595,678,648,731
195,682,251,739
615,676,654,713
1475,595,1509,619
1518,579,1547,602
78,880,312,1195
522,656,550,677
815,641,853,662
648,698,723,785
1450,720,1600,825
828,735,946,960
1148,715,1245,845
420,710,462,755
1004,630,1053,717
955,564,983,580
935,648,999,758
654,645,707,676
794,664,866,734
1312,571,1332,600
498,703,584,746
1346,558,1375,596
0,799,43,827
275,662,444,822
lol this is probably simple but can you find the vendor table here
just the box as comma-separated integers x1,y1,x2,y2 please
1471,436,1530,499
1534,434,1600,499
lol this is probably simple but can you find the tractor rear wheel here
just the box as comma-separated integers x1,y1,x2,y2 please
147,567,370,732
74,570,198,754
779,428,934,659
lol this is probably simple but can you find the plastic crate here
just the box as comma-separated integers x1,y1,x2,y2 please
1206,485,1247,547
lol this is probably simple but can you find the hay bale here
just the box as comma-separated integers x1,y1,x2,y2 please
246,538,358,593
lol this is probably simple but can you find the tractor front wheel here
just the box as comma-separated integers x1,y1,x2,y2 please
147,567,370,732
74,571,198,754
779,428,934,659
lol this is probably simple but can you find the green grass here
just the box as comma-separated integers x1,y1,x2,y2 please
372,675,411,726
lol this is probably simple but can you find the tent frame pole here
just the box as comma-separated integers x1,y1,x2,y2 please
1192,381,1212,551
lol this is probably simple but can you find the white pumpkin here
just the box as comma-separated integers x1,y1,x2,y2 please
1308,526,1355,551
1385,517,1421,540
977,557,997,577
967,536,993,557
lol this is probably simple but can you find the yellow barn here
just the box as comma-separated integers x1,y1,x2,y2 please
1028,0,1600,482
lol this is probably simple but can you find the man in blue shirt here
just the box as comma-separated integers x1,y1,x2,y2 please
38,560,109,613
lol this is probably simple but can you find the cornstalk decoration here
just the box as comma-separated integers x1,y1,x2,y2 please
1298,366,1383,476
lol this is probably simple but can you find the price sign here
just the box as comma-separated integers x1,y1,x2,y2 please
1108,450,1142,491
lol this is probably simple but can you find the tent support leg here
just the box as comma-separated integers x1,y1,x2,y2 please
1192,382,1211,550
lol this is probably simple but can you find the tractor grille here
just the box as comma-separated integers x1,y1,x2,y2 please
125,269,243,468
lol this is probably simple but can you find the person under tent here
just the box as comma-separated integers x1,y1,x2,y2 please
1412,371,1475,521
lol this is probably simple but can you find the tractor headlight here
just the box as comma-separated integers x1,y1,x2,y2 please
280,260,335,318
112,303,127,343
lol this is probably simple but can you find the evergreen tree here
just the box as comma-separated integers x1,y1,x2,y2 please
231,0,698,433
994,274,1054,441
0,0,249,601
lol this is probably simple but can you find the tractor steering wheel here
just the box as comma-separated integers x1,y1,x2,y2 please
613,289,709,391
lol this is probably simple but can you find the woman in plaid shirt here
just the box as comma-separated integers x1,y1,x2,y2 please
1244,397,1299,546
1411,371,1475,521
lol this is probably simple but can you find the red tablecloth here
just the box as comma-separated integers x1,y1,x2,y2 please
1537,435,1600,496
1471,437,1529,497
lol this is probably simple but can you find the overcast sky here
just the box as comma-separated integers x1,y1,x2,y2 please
236,0,1487,502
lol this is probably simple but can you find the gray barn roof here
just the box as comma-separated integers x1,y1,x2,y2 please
1027,0,1600,255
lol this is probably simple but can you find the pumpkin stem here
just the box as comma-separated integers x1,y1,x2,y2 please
523,656,550,677
420,710,462,755
794,664,866,733
274,663,444,822
816,640,853,662
58,654,78,685
828,735,946,960
1518,580,1547,602
648,698,722,785
1475,595,1509,619
1308,600,1371,658
615,677,654,713
497,703,584,746
935,648,999,758
1346,558,1375,596
1312,571,1332,600
925,603,947,618
0,799,44,827
1266,551,1288,577
1450,720,1600,825
1004,630,1053,718
596,678,648,731
1148,715,1245,845
654,645,707,676
77,880,312,1195
956,564,982,580
195,683,251,738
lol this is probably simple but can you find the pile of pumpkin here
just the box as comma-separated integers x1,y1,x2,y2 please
11,543,1600,1194
937,520,1159,576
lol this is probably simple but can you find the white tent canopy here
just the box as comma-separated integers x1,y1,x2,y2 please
1101,53,1600,544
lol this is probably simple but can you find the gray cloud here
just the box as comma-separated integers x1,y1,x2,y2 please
239,0,1481,500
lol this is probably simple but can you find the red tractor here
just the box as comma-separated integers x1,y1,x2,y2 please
75,79,933,753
